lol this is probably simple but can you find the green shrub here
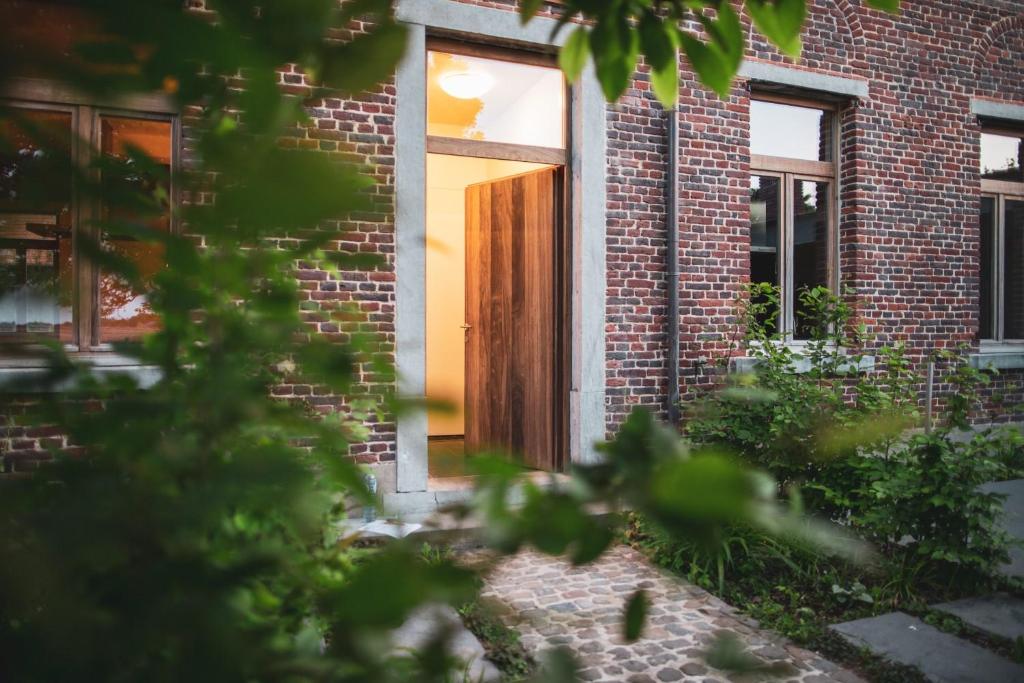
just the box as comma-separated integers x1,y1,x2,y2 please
687,284,1019,589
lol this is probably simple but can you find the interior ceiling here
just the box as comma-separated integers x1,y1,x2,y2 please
426,50,557,137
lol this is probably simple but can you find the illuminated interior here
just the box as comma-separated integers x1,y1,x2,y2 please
99,116,172,343
427,50,565,149
425,153,552,476
0,109,74,342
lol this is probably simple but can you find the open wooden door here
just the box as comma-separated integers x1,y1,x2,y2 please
464,166,562,470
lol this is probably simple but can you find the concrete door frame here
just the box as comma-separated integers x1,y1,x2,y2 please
394,0,607,492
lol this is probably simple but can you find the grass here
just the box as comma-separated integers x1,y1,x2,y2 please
458,598,536,682
421,543,536,682
625,514,1021,683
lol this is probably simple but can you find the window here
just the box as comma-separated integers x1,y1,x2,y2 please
979,129,1024,342
426,40,566,162
0,99,175,350
749,98,838,339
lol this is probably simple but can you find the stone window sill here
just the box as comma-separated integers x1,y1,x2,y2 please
0,353,161,393
969,344,1024,371
730,351,875,375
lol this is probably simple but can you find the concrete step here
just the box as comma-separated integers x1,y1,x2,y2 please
979,479,1024,579
932,593,1024,642
391,603,500,682
829,611,1024,683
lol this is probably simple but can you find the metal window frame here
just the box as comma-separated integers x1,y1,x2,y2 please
980,125,1024,344
750,96,840,341
1,86,179,352
984,191,1024,343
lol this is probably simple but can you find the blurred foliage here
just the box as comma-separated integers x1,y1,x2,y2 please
0,1,906,681
528,0,900,103
0,1,481,681
681,284,1022,595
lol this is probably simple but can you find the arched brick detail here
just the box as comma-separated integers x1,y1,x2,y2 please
974,14,1024,100
975,14,1024,72
745,0,861,78
834,0,865,51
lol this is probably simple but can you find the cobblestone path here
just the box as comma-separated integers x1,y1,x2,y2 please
480,544,862,683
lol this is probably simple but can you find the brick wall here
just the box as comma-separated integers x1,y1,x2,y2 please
4,0,1024,475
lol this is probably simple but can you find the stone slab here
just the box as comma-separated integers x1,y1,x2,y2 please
979,479,1024,579
830,612,1024,683
933,593,1024,642
391,603,500,682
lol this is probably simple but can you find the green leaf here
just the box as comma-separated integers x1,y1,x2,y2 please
639,11,674,71
746,0,806,59
624,589,648,642
866,0,901,12
519,0,544,24
589,17,639,101
319,21,407,94
560,26,590,83
650,56,679,107
678,31,733,98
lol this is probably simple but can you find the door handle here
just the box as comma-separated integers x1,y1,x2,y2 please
460,324,472,330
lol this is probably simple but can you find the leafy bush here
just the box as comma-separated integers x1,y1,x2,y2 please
862,433,1011,579
688,284,918,492
687,284,1019,589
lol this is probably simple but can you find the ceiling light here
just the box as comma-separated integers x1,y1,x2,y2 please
439,70,494,99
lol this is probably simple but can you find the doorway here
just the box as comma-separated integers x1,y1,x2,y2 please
424,41,568,478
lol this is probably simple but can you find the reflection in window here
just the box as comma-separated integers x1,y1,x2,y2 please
793,180,830,339
426,50,565,149
750,175,780,333
0,108,73,341
1005,200,1024,339
99,116,171,343
750,100,833,162
750,98,837,340
981,132,1023,182
980,196,995,340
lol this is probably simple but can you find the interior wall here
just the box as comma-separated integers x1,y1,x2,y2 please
425,153,551,436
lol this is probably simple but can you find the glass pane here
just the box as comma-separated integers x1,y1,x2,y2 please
1005,200,1024,339
981,132,1023,182
98,116,171,343
750,175,780,334
793,179,830,340
0,108,73,342
427,50,565,148
979,196,995,339
751,100,833,162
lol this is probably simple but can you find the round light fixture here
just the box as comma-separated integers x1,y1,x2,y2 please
439,69,495,99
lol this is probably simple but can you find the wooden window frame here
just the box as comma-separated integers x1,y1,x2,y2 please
425,37,568,165
750,96,840,341
980,126,1024,345
1,79,179,354
980,191,1024,344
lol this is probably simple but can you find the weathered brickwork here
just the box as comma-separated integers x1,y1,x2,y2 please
3,0,1024,477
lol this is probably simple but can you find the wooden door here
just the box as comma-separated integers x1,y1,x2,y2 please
464,166,561,471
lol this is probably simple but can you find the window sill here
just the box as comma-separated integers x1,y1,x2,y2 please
730,350,875,375
969,344,1024,370
0,353,161,393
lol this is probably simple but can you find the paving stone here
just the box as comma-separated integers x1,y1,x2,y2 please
830,611,1024,683
680,662,707,675
477,545,854,682
933,592,1024,641
979,479,1024,579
